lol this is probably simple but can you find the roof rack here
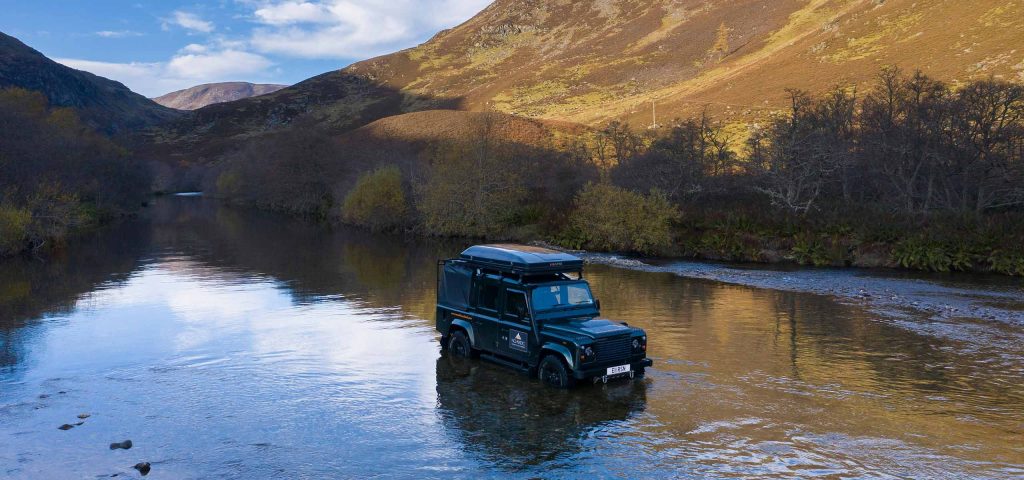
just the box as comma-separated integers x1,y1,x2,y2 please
458,244,584,274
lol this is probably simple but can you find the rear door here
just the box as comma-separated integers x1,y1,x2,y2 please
497,289,532,363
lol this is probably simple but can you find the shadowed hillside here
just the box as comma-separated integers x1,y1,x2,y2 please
153,82,288,110
0,31,179,135
142,71,460,164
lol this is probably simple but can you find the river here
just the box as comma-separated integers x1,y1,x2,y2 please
1,196,1022,478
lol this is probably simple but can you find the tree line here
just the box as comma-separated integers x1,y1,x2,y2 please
0,88,150,257
208,68,1024,275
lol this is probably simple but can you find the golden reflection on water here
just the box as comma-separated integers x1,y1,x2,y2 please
582,266,1024,469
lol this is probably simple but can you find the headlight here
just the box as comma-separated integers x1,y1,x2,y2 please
580,345,595,362
632,336,647,353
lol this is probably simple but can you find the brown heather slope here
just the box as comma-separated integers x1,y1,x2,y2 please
147,0,1023,163
326,110,587,178
343,110,584,147
153,82,288,110
351,0,1024,124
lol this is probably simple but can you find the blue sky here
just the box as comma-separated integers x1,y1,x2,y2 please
0,0,492,97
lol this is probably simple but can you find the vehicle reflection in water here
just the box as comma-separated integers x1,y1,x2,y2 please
435,355,649,471
0,196,1022,478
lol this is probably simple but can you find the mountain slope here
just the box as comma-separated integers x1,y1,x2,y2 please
151,0,1024,161
153,82,288,110
352,0,1024,124
0,31,180,135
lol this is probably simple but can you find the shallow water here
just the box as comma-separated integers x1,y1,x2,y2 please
1,197,1022,478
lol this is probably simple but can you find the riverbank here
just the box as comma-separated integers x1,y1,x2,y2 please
575,250,1024,325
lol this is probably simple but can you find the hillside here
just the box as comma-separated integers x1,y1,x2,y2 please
350,0,1024,125
148,0,1023,160
0,31,179,135
153,82,288,110
326,109,587,176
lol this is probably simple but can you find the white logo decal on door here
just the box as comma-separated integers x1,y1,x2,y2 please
509,330,528,352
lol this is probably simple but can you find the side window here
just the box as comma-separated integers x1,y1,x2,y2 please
478,282,499,311
504,291,529,323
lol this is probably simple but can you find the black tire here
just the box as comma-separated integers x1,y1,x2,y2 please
538,355,576,389
448,330,476,359
634,366,646,378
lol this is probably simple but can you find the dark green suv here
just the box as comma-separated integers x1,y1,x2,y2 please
436,244,652,388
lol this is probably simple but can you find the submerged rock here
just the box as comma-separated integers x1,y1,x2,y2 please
133,462,151,476
77,413,91,419
58,424,74,430
109,440,133,450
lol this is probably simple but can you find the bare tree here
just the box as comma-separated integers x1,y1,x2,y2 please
751,90,835,212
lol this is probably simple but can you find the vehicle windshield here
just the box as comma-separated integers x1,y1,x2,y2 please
531,282,595,311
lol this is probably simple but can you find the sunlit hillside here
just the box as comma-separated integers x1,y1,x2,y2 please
350,0,1024,125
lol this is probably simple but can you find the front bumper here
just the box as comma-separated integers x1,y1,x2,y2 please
573,357,653,380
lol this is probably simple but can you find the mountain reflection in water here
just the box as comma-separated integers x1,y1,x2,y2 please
0,196,1021,478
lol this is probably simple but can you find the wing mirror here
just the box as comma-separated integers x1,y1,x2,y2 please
595,299,601,310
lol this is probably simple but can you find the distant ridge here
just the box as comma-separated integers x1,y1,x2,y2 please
0,31,179,134
153,82,289,110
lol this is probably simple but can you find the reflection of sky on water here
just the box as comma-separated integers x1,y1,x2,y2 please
1,197,1022,478
1,259,454,478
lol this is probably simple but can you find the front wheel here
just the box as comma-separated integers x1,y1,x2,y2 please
538,355,576,389
447,331,476,358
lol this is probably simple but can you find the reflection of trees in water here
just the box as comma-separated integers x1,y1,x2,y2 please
434,355,647,470
0,221,150,374
146,197,458,321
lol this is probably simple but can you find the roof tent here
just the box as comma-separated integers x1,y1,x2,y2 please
459,244,584,274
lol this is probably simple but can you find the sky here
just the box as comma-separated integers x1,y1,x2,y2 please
0,0,492,97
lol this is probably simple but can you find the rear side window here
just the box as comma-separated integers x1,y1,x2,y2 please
478,282,499,311
439,262,472,309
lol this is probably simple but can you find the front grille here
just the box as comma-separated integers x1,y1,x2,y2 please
595,335,632,364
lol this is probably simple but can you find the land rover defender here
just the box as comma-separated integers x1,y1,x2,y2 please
436,244,652,388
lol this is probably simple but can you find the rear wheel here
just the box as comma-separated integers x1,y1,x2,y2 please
538,355,575,389
448,331,476,358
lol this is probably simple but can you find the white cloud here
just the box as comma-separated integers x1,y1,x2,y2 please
165,11,216,33
53,0,493,95
167,49,273,80
181,43,208,54
57,45,274,97
253,1,334,25
96,30,143,38
246,0,492,59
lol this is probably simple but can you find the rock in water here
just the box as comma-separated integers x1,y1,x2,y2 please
58,424,74,430
133,462,151,476
109,440,133,450
77,413,91,419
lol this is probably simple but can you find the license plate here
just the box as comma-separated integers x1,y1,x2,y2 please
606,364,631,375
